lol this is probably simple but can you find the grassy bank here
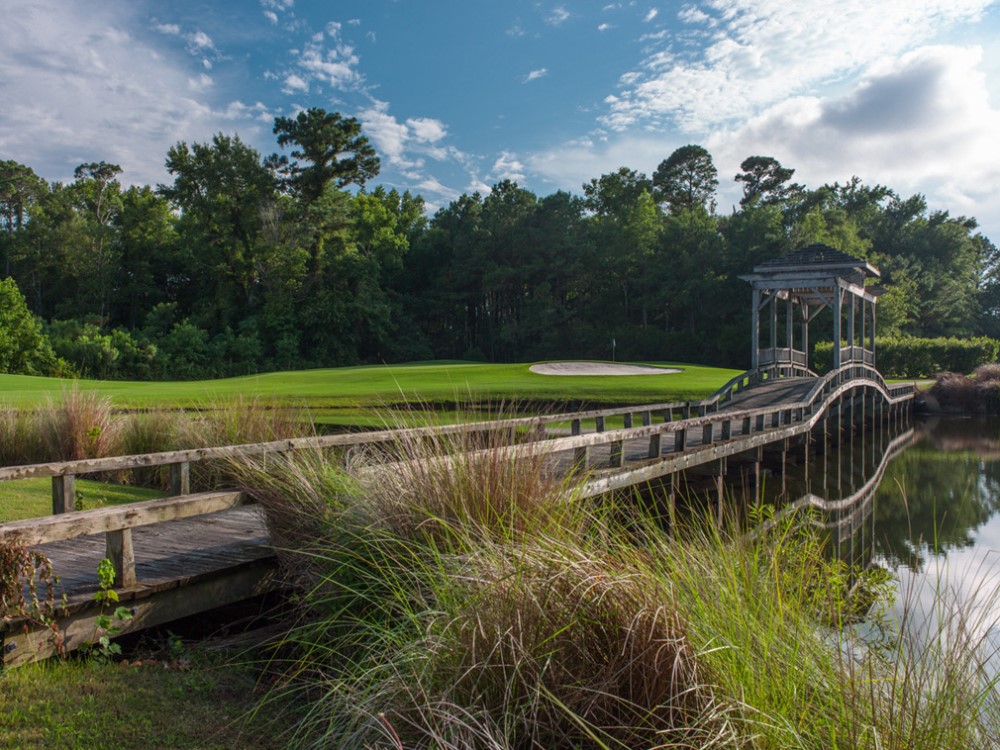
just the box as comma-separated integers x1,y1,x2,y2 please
231,430,1000,749
0,651,280,750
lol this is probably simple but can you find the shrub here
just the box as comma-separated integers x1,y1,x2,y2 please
813,336,1000,378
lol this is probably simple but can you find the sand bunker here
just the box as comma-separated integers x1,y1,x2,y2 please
529,362,682,376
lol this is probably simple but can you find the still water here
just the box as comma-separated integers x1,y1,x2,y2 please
784,415,1000,665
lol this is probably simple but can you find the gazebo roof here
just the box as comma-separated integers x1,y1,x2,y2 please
750,243,880,278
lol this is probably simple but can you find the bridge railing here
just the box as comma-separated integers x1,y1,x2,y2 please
0,491,248,589
0,365,919,523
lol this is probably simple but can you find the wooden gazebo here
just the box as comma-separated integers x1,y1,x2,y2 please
740,244,882,374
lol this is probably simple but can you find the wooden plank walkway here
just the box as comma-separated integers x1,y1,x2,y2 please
39,506,269,601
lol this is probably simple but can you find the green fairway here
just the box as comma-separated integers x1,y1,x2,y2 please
0,360,739,412
0,479,165,522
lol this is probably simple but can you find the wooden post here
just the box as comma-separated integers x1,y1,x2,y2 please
170,462,191,496
716,459,725,526
754,448,762,505
610,439,624,468
648,432,662,458
702,423,714,445
641,411,652,427
623,413,633,429
721,419,732,440
595,416,605,432
52,475,76,514
106,529,136,588
848,292,855,357
674,428,686,452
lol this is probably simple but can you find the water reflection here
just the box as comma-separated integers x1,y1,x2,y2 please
789,415,1000,668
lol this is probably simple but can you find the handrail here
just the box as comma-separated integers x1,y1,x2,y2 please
0,490,249,588
1,365,918,517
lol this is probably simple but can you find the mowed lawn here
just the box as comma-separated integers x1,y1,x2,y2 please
0,360,739,512
0,360,740,412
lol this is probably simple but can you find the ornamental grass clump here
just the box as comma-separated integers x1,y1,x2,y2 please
38,387,119,462
927,364,1000,413
236,414,1000,749
237,420,727,749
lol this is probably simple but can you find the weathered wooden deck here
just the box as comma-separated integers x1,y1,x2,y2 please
0,363,918,666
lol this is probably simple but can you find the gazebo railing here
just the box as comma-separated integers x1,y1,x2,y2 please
758,347,808,367
839,346,875,366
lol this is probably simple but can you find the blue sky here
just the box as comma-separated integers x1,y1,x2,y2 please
4,1,1000,238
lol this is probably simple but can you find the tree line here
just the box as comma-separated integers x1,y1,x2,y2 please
1,112,998,379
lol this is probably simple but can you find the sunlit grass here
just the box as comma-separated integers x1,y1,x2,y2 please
0,360,738,412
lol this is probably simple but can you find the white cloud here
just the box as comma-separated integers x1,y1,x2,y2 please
261,0,294,10
0,3,274,188
186,30,215,52
707,45,1000,234
263,10,278,24
154,23,181,35
547,6,570,25
282,73,309,93
598,23,613,31
492,151,526,182
523,68,548,83
643,9,658,22
188,73,213,92
603,0,997,132
507,22,526,37
293,27,362,90
407,117,447,143
526,135,679,192
359,101,459,171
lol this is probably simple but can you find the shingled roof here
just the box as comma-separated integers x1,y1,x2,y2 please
748,242,880,280
755,243,866,269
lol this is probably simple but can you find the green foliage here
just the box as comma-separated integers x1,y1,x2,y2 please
813,336,999,377
3,135,997,376
652,143,718,213
85,558,133,661
0,277,58,375
271,107,380,201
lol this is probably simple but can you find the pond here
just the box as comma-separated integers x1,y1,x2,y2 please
784,415,1000,671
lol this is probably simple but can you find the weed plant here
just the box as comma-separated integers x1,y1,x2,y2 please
234,413,1000,750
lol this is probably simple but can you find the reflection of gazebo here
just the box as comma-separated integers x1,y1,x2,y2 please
740,244,882,374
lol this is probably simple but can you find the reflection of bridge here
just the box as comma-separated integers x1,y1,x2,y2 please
0,243,919,665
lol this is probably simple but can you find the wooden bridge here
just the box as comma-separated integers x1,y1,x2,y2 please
0,245,921,666
0,362,917,666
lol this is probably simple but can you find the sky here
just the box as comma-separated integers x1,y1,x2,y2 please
4,0,1000,239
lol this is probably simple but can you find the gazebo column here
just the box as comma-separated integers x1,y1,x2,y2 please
770,294,777,362
870,298,876,367
833,288,842,370
801,303,810,370
847,293,855,362
786,295,793,363
751,287,760,370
